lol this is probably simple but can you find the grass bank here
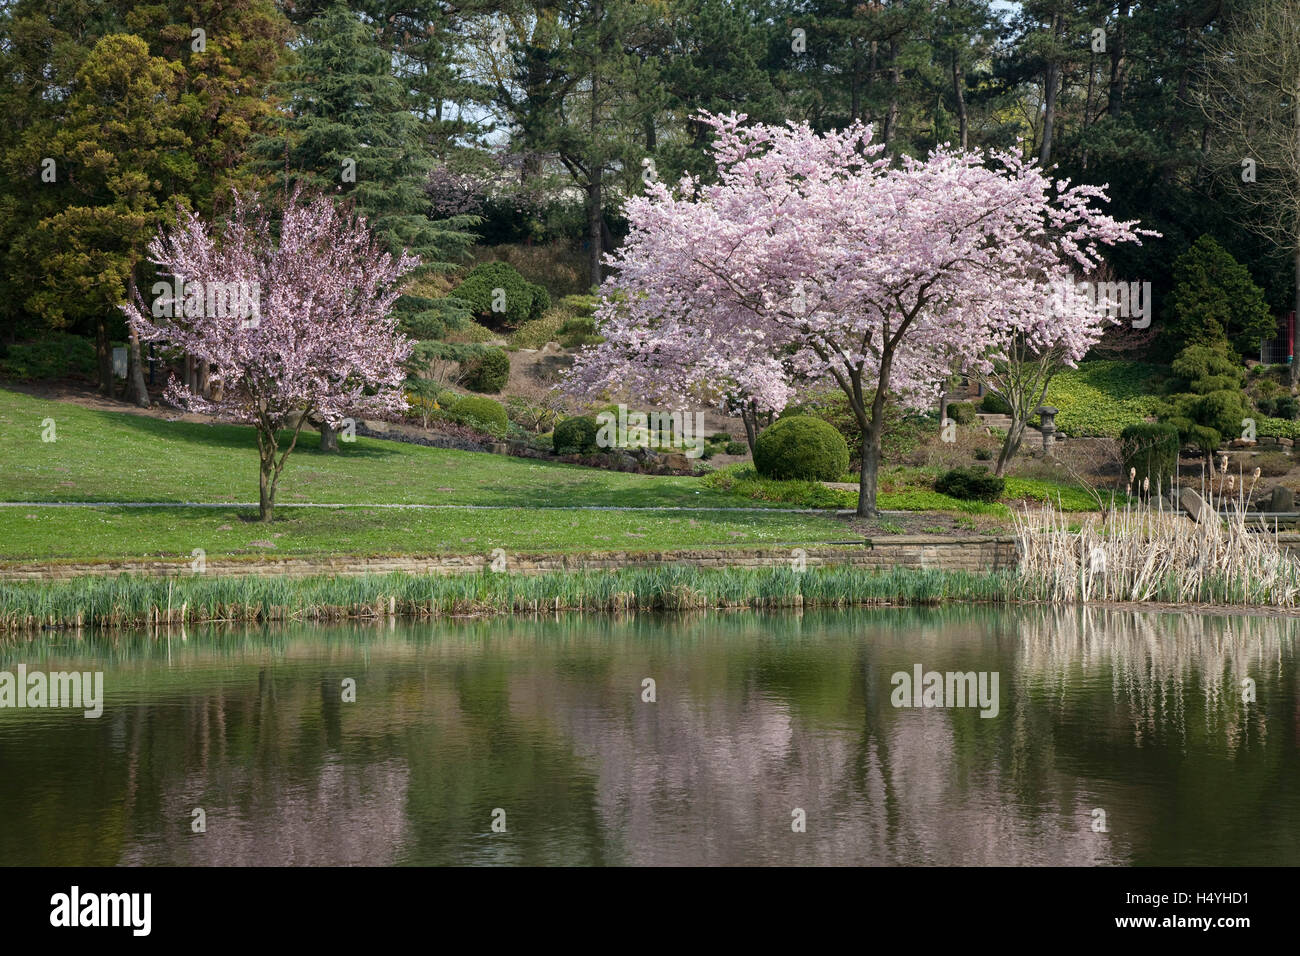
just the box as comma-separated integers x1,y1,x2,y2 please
0,504,854,562
0,387,769,508
0,565,1024,631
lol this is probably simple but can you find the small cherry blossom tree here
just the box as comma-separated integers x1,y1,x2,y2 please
124,189,416,521
572,113,1151,515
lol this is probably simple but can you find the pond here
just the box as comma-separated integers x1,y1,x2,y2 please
1,606,1296,866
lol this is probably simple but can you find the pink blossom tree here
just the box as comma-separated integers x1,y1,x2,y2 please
124,189,416,521
571,113,1151,515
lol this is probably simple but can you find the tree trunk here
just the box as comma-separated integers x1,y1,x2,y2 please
951,45,968,150
741,404,760,456
858,426,880,518
588,173,603,289
1039,14,1061,165
995,418,1028,477
259,450,275,522
198,360,211,400
1107,2,1128,117
127,327,149,407
318,420,339,452
1293,247,1300,386
884,41,901,146
95,318,113,396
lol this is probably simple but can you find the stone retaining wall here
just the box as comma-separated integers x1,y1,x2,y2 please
0,536,1020,581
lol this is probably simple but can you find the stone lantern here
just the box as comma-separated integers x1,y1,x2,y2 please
1036,405,1059,455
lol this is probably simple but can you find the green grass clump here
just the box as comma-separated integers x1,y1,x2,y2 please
0,564,1026,632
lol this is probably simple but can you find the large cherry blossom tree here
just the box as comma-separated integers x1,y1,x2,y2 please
570,113,1151,515
124,188,416,521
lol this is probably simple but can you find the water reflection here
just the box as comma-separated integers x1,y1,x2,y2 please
0,606,1295,866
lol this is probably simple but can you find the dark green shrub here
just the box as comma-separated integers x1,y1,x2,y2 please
948,401,977,425
553,415,600,454
978,392,1011,415
1119,423,1180,491
449,396,508,436
461,347,510,394
710,431,731,443
974,447,994,461
1168,235,1273,355
700,445,715,460
1275,396,1299,420
395,294,471,340
454,262,549,329
935,466,1005,502
724,441,747,456
1160,341,1250,452
753,415,850,482
1170,342,1245,394
0,332,97,381
1186,424,1221,457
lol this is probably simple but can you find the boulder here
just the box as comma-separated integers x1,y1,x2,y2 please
1269,485,1295,513
1180,487,1211,523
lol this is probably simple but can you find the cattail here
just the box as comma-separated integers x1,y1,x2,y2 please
1220,454,1229,474
1142,476,1149,493
1253,467,1261,481
1129,467,1136,481
1227,474,1236,491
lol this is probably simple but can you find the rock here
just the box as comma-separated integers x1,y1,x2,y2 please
361,419,389,433
1230,438,1257,448
1281,438,1295,448
1269,485,1295,512
489,442,509,455
1180,487,1210,523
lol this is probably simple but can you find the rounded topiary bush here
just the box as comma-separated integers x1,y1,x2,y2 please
553,415,600,455
724,440,747,456
753,415,850,481
947,401,977,425
461,347,510,394
978,392,1011,415
451,396,508,436
454,262,550,329
935,466,1005,502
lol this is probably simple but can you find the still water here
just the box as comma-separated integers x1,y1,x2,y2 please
1,606,1296,866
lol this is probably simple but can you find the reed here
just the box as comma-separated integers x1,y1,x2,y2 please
1013,459,1300,606
0,564,1024,633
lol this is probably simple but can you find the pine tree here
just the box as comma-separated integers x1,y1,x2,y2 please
251,1,474,270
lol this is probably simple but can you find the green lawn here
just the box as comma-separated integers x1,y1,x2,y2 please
0,505,856,562
0,388,1094,563
0,387,781,508
0,388,859,560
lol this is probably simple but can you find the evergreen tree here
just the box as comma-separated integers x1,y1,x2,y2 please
251,1,474,269
25,33,195,399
